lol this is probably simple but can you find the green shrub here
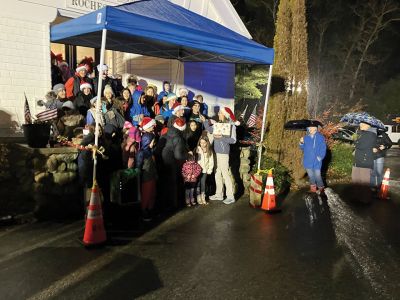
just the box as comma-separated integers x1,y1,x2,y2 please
255,155,293,195
327,142,353,179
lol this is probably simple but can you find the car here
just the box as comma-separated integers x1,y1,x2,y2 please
384,124,400,145
332,126,357,143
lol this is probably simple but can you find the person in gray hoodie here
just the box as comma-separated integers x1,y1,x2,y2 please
202,107,239,205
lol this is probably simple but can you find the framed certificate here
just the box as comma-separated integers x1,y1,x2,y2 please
213,123,231,136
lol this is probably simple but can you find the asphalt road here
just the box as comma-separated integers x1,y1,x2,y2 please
0,148,399,299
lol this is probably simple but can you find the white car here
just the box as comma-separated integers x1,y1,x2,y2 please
384,124,400,145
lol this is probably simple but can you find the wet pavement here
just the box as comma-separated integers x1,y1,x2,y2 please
0,147,399,299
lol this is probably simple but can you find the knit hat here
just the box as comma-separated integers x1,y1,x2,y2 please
97,64,108,72
173,118,186,131
62,100,75,110
90,96,98,105
155,115,165,123
179,87,188,96
128,126,141,142
220,107,240,126
140,117,156,131
166,93,177,102
103,85,114,96
53,83,65,93
76,64,87,72
123,121,133,130
80,82,92,91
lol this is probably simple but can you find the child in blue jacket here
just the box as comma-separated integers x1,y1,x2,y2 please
299,123,327,193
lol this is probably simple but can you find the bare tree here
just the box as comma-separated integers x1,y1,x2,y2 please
348,0,400,101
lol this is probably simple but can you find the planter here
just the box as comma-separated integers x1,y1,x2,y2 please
22,124,50,148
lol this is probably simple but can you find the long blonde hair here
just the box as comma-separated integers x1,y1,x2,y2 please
197,135,212,158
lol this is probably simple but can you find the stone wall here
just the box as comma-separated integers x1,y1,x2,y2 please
0,144,82,220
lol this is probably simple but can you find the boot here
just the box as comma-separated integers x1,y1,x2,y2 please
202,193,208,205
197,194,203,205
310,185,317,193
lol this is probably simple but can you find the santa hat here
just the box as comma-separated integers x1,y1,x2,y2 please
140,117,156,131
220,107,240,126
76,64,87,72
173,118,186,131
80,82,92,91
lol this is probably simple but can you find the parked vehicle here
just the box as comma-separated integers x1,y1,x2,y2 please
332,126,357,143
384,124,400,145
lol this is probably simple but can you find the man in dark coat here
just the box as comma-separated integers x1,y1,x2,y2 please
352,122,377,201
161,118,191,209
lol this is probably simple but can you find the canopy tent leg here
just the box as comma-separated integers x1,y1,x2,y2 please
257,64,273,171
93,28,107,184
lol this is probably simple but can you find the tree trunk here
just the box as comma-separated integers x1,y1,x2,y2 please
265,0,309,180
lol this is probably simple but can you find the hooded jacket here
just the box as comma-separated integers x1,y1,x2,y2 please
136,133,157,182
129,91,150,126
161,127,189,165
299,130,327,169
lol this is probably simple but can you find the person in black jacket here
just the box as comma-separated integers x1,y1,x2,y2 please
371,129,392,188
161,118,191,209
352,122,377,201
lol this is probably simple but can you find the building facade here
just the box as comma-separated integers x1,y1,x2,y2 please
0,0,251,137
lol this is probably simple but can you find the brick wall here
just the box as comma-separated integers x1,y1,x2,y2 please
0,17,52,136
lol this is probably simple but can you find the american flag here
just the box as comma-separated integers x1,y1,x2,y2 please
239,104,248,120
246,105,257,128
24,93,32,124
36,108,58,122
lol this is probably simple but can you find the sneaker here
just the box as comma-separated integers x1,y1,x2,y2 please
209,195,224,201
223,198,235,205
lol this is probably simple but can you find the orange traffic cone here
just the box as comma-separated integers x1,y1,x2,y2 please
83,181,107,246
379,168,390,200
261,170,280,212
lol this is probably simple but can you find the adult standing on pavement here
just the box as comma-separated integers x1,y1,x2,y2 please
202,107,238,205
299,123,327,194
162,118,191,209
352,122,377,191
371,129,392,189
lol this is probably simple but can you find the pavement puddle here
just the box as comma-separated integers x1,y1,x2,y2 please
325,187,400,298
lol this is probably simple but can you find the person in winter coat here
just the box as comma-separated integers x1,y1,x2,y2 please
130,91,150,126
115,88,133,121
57,100,85,140
352,122,377,188
189,100,204,124
167,104,186,128
196,135,214,205
157,81,171,102
193,94,208,117
74,82,94,117
65,64,93,99
202,107,238,205
101,85,125,129
184,120,202,152
371,129,392,189
161,93,177,122
86,96,105,127
93,64,118,98
121,124,140,169
299,123,327,194
136,133,158,221
161,118,191,209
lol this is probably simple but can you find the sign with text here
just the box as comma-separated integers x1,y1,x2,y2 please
66,0,131,13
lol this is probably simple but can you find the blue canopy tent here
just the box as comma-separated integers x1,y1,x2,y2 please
51,0,274,177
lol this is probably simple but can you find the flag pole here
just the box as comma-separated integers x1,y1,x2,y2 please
93,28,107,185
257,64,273,171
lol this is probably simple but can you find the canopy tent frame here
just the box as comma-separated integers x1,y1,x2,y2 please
51,1,274,184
